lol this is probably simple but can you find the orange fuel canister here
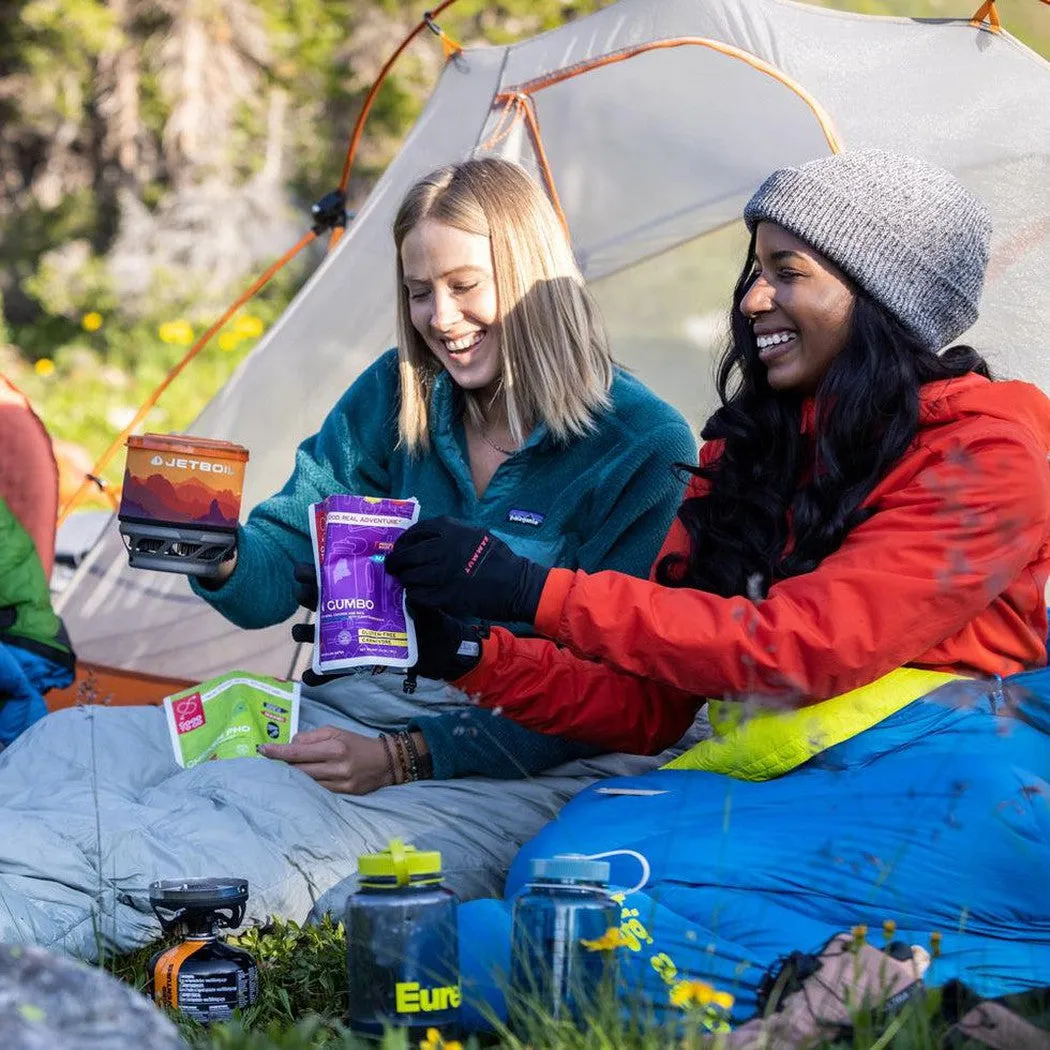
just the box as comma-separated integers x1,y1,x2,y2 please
118,433,249,576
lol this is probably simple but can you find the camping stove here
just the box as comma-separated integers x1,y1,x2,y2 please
117,433,248,576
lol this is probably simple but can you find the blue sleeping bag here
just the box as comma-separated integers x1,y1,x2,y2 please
0,642,67,747
457,672,1050,1029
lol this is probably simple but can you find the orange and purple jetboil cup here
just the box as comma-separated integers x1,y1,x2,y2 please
118,433,249,576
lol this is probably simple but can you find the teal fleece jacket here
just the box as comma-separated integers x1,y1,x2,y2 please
193,349,695,778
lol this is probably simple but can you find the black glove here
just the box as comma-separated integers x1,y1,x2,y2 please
407,603,485,682
385,516,548,624
293,561,318,611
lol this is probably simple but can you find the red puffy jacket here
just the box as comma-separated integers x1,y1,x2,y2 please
456,374,1050,755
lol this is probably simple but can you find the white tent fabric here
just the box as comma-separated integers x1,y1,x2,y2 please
56,0,1050,683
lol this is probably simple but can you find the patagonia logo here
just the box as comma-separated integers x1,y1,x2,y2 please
507,509,545,527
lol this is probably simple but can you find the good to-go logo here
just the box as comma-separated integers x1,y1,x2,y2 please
149,454,236,476
173,694,205,734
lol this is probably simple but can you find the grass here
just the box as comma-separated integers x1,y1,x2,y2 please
100,915,1047,1050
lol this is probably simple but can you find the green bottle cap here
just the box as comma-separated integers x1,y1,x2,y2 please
358,839,442,887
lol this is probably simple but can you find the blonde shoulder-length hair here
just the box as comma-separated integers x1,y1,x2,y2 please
393,157,614,452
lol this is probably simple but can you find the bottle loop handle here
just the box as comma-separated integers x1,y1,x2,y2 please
579,849,651,897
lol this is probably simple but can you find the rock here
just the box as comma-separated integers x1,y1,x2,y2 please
0,943,187,1050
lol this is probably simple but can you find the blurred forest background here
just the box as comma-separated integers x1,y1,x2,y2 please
2,0,1048,504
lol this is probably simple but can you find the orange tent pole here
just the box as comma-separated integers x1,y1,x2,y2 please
57,230,319,526
327,0,464,253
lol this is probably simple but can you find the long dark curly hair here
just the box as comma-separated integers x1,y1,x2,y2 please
656,233,991,598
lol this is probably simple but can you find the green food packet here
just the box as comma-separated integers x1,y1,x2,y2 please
162,671,301,768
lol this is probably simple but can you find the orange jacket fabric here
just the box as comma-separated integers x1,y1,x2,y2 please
456,374,1050,755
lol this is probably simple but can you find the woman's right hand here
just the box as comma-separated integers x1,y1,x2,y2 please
195,549,237,589
213,550,237,583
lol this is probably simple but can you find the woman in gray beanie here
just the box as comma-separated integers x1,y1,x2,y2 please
389,151,1050,1034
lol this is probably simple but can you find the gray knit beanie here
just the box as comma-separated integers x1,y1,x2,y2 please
743,149,991,351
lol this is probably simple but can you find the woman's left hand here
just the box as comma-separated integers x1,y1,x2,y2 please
260,727,393,795
386,516,549,624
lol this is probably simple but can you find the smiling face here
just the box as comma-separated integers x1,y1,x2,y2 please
740,222,857,395
400,218,501,396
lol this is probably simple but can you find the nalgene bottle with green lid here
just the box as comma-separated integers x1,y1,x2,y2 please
346,839,460,1037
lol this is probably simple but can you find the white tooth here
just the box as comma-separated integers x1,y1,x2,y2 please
757,331,796,349
446,331,483,352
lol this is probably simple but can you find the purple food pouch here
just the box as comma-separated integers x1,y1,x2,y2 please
308,494,420,674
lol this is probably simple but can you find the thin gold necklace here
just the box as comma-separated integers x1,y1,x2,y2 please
472,418,520,456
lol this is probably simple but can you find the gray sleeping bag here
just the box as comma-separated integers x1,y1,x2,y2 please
0,672,705,960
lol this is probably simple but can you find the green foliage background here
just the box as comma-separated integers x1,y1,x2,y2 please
0,0,1046,504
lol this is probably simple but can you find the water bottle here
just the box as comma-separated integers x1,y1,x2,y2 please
508,854,620,1029
345,839,460,1038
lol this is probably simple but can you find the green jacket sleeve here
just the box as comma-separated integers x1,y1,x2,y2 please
191,352,398,628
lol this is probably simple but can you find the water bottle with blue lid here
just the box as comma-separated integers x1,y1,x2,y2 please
345,838,460,1038
508,853,621,1029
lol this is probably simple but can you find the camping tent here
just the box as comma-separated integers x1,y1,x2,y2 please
54,0,1050,697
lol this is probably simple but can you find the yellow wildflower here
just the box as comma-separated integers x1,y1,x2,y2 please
419,1028,461,1050
81,311,103,332
882,919,897,941
581,927,628,952
158,320,195,346
669,979,734,1012
930,931,942,959
34,358,55,377
232,314,264,338
714,990,735,1011
852,924,868,947
218,331,241,352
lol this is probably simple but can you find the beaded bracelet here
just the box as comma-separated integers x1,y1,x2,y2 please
392,731,411,784
402,731,434,781
378,733,398,787
401,730,423,782
399,730,421,782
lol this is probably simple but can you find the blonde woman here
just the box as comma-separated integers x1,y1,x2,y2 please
0,159,697,961
192,157,696,793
